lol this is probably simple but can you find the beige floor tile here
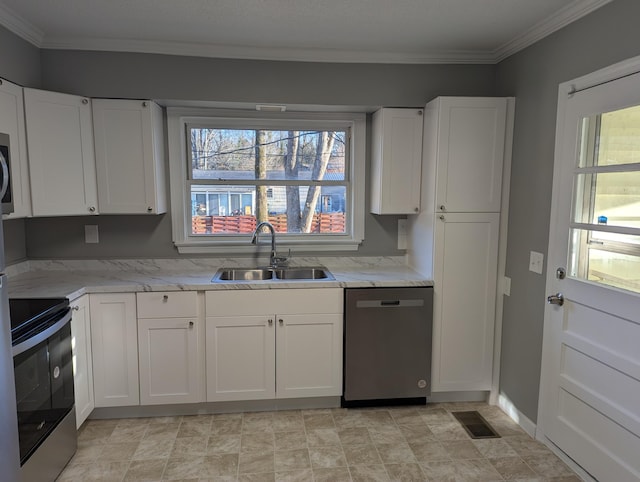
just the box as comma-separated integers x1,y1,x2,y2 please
239,451,275,474
408,441,450,462
361,410,395,428
123,458,167,481
488,456,537,479
178,420,212,438
80,460,131,481
337,427,372,446
272,411,304,432
274,449,311,471
472,438,518,458
77,424,116,444
420,458,502,481
309,445,347,469
343,444,382,466
207,434,242,454
99,441,140,461
384,463,427,481
348,464,390,481
368,426,405,445
312,467,352,481
427,421,470,441
376,443,417,464
397,424,436,444
133,438,175,460
274,430,307,451
332,411,368,428
163,455,209,480
109,424,149,444
143,422,180,441
172,436,209,457
202,453,240,478
211,418,243,435
241,432,275,453
275,468,314,481
307,428,341,447
441,440,484,460
418,409,453,425
505,435,553,457
238,472,276,481
304,413,336,430
244,412,275,433
389,408,425,426
522,454,575,478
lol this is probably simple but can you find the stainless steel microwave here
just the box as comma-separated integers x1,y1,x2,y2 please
0,132,14,215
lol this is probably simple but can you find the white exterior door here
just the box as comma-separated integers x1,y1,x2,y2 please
540,67,640,481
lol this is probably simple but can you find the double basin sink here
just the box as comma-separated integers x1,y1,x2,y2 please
212,266,335,282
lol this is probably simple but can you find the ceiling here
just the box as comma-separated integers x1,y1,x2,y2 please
0,0,611,64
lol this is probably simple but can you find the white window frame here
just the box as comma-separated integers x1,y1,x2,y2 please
167,107,365,254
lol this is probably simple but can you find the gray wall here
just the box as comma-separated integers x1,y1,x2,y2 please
23,53,496,259
495,0,640,422
0,25,41,264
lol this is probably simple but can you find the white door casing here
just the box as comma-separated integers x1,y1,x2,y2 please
539,59,640,482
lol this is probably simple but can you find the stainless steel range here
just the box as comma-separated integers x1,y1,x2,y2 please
10,297,76,482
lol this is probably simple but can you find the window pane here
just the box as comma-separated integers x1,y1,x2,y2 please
190,129,346,181
573,172,640,229
190,185,346,235
569,229,640,294
579,104,640,167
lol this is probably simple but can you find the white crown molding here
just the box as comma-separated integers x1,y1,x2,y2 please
493,0,613,63
0,1,43,46
41,36,497,64
0,0,612,65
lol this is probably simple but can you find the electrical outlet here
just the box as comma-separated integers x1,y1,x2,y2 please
85,225,99,244
529,251,544,274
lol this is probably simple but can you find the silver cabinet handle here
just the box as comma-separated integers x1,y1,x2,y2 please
439,205,446,211
189,321,194,328
72,305,80,311
439,215,445,221
0,153,9,201
82,98,88,105
268,319,273,326
163,295,169,302
147,206,153,212
547,293,564,306
279,318,283,326
89,206,96,213
142,101,148,107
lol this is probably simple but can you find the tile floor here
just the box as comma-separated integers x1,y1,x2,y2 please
56,402,581,481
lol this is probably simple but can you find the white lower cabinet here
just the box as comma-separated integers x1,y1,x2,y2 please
89,293,139,407
137,292,204,405
431,212,500,392
205,289,343,402
70,295,94,427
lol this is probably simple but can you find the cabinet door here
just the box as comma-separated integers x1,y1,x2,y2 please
432,212,499,391
276,314,343,398
138,317,202,405
24,88,98,216
371,108,423,214
0,79,31,219
206,315,275,402
93,99,166,214
434,97,507,213
70,296,94,427
89,293,139,407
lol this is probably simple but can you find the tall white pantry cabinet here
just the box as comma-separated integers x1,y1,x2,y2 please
408,97,514,393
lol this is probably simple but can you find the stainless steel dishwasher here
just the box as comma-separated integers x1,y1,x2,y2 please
343,287,433,406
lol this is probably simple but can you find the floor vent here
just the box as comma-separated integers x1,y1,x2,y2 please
452,411,501,439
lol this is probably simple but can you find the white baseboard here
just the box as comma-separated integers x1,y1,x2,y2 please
497,392,537,438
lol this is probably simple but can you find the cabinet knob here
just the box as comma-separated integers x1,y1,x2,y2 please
414,207,419,212
189,321,194,328
0,79,3,85
279,318,283,326
82,98,88,105
142,101,148,107
439,215,445,221
147,206,153,212
163,295,169,302
268,319,273,326
88,206,96,213
72,305,80,311
417,110,423,116
439,205,446,211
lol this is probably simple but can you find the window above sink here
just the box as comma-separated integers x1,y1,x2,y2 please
167,107,366,254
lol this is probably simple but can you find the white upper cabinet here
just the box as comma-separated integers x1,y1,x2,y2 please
93,99,167,214
23,88,98,216
0,79,31,219
429,97,507,213
370,108,423,214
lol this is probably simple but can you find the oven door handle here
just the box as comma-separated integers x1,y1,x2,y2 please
12,309,72,357
0,151,9,201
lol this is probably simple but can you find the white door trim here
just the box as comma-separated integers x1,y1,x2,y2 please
538,52,640,447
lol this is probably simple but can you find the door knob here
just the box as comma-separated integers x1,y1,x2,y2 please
547,293,564,306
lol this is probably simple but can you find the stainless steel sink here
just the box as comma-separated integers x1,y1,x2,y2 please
213,268,275,281
212,266,334,282
274,267,334,280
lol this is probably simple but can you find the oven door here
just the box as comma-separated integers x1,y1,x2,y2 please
12,309,73,465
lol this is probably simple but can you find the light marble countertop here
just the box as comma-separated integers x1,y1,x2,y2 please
6,257,432,301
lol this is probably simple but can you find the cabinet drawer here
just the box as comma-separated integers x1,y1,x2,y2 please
137,292,198,318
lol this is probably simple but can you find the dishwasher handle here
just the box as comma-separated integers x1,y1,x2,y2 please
355,299,425,308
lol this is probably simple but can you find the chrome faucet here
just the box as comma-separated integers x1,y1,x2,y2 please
251,221,288,268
